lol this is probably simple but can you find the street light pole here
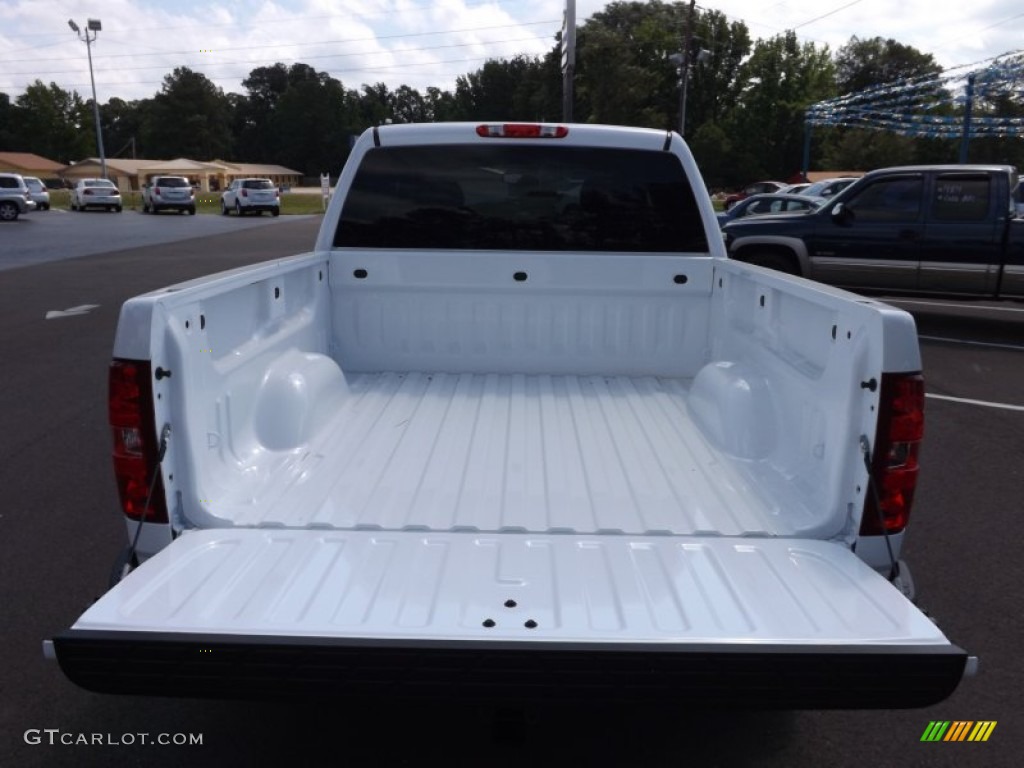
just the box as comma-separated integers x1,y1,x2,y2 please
69,18,106,180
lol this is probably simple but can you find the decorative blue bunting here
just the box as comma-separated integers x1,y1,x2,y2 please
806,50,1024,138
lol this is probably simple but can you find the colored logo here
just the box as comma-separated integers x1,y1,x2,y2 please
921,721,997,742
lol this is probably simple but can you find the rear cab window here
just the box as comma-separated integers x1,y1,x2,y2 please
931,174,992,221
243,180,274,190
157,177,190,188
334,145,708,252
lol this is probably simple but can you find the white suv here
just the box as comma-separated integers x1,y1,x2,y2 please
221,178,280,216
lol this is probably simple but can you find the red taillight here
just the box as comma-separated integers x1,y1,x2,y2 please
109,359,167,523
84,189,93,196
476,123,569,139
860,373,924,535
154,186,161,195
242,188,248,197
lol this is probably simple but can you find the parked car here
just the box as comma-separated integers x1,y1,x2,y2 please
0,172,35,221
22,176,51,210
71,178,122,212
221,178,280,216
723,180,786,210
801,177,860,201
142,176,196,215
716,193,820,227
779,182,811,195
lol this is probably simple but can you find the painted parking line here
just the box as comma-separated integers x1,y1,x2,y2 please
920,335,1024,351
926,393,1024,412
887,298,1024,313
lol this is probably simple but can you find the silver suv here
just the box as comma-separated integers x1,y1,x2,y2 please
142,176,196,215
0,172,36,221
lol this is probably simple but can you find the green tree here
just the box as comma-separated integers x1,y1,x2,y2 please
424,86,457,122
451,56,550,120
12,81,94,162
725,32,836,180
99,97,145,158
835,36,942,95
238,63,291,160
269,73,354,176
390,85,428,123
688,121,734,189
0,92,18,149
685,10,752,130
141,67,233,158
576,1,680,128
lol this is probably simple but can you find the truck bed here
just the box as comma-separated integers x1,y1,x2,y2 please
221,371,810,536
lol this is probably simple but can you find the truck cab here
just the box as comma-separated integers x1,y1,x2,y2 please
724,165,1024,299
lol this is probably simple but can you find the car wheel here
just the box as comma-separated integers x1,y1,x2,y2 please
70,199,77,211
221,201,229,215
235,201,243,216
188,206,196,216
271,208,280,217
0,201,18,221
115,205,123,213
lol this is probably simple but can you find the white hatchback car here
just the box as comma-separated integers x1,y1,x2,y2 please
71,178,122,212
221,178,280,216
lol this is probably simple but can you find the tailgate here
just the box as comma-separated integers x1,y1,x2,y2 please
52,529,966,707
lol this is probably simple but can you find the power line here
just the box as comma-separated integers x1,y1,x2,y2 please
0,19,559,66
791,0,865,32
1,35,551,77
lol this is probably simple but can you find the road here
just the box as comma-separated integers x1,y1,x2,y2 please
0,206,315,272
0,223,1020,766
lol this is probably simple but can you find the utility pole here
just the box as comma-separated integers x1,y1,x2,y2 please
959,73,975,164
679,0,697,136
562,0,576,122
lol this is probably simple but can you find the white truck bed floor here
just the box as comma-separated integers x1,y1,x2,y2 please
224,372,811,536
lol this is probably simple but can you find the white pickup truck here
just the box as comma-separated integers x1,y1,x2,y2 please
49,123,970,707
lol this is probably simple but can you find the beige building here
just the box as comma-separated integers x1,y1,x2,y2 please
61,158,159,191
61,157,302,193
0,151,65,180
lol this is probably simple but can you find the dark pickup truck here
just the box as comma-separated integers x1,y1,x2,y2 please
723,165,1024,299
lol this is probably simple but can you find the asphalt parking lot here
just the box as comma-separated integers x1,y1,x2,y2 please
0,221,1021,766
0,206,316,272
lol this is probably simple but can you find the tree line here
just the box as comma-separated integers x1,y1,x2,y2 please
2,1,1021,187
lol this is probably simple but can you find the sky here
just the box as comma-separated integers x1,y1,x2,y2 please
1,0,1022,103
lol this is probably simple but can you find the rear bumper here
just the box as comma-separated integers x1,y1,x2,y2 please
52,630,966,708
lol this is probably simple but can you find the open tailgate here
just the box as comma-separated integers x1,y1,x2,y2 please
51,529,966,707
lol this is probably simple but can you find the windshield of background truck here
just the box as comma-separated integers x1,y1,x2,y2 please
334,145,708,252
